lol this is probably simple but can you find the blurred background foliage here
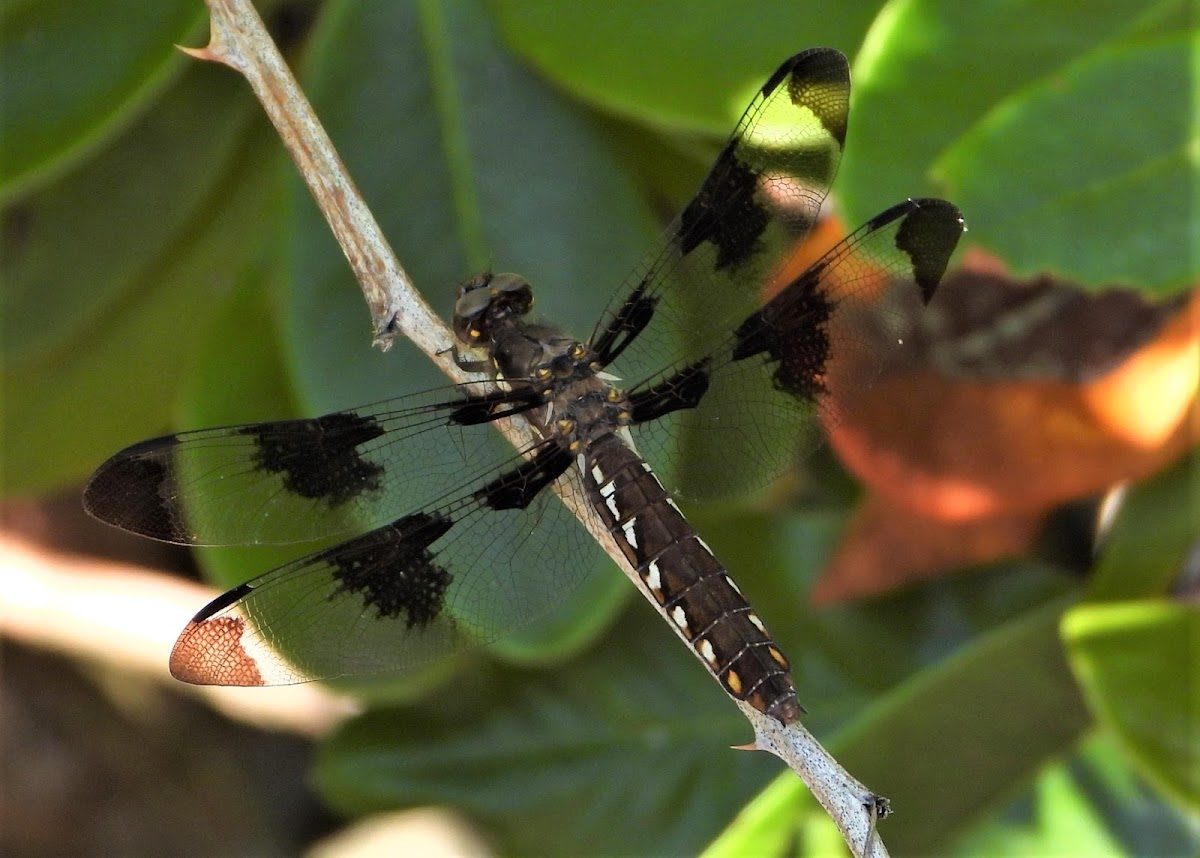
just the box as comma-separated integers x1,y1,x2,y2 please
1,0,1196,855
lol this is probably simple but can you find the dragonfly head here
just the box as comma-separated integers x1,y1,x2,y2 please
453,272,534,346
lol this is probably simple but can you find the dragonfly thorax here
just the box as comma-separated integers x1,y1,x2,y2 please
453,272,630,451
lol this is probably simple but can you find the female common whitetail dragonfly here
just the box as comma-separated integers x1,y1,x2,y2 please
84,48,963,725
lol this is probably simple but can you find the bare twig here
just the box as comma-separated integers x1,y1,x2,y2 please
749,707,890,857
183,0,443,357
184,2,890,855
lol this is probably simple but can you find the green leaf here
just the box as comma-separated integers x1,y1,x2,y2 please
958,732,1197,855
181,262,307,580
178,261,296,433
1089,449,1200,602
0,67,272,495
715,592,1094,855
287,0,656,414
1026,763,1126,856
935,34,1197,293
489,554,630,665
1,60,258,367
1064,601,1200,813
835,0,1190,298
314,610,785,857
0,0,205,199
701,774,847,858
837,0,1173,223
492,0,880,133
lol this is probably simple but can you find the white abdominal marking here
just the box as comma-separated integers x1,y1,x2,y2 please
645,560,662,594
621,518,638,549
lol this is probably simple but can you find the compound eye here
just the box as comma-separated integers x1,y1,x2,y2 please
454,280,496,319
489,273,534,315
489,272,529,293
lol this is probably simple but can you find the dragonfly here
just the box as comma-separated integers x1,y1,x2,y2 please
84,47,964,725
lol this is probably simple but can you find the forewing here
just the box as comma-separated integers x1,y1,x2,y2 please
589,47,850,385
83,382,541,546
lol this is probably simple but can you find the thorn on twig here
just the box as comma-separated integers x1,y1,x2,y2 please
177,44,220,63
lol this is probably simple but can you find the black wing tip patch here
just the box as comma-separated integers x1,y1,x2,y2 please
893,198,967,303
860,198,965,304
82,435,184,542
762,47,848,97
765,48,851,148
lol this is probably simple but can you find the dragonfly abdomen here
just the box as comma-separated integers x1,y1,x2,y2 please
583,432,801,724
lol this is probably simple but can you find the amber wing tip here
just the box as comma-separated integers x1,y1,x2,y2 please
169,617,266,687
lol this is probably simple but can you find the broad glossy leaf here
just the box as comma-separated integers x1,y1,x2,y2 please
957,732,1196,855
838,0,1173,224
0,0,204,198
1,63,259,368
1064,601,1200,813
701,774,844,858
181,264,307,583
314,610,782,857
1,70,272,494
935,35,1196,293
492,0,878,133
719,592,1094,855
956,753,1122,856
1089,449,1200,602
